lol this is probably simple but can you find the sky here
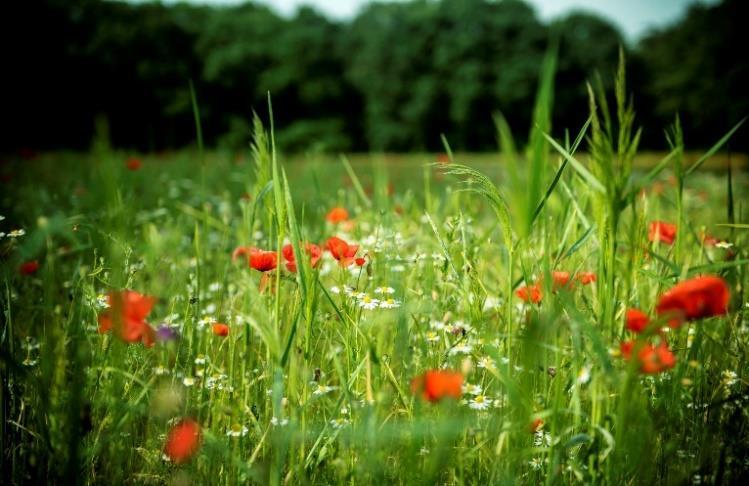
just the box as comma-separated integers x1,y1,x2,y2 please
143,0,719,41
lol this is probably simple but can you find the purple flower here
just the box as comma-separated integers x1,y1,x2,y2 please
155,324,180,343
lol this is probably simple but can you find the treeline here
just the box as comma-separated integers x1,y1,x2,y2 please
4,0,747,152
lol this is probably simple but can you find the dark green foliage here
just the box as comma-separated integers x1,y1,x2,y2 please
2,0,746,152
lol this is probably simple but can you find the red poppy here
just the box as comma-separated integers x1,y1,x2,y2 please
620,340,676,374
125,157,142,171
625,308,650,333
19,260,40,275
326,207,349,224
164,418,202,464
530,418,544,433
212,323,229,337
576,271,597,285
232,246,277,272
551,271,572,289
282,243,322,272
97,290,156,347
648,221,677,245
515,283,542,303
655,275,729,326
355,257,366,267
326,236,359,267
410,370,463,402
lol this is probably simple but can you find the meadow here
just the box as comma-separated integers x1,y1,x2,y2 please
2,59,748,485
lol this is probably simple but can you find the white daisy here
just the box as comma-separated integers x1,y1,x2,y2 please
463,383,482,395
449,343,473,355
359,296,380,310
430,320,447,331
374,286,395,295
468,395,491,410
270,416,289,427
425,331,440,343
182,376,196,387
330,417,350,429
379,298,401,309
194,354,208,365
312,384,337,396
477,356,495,370
226,424,249,437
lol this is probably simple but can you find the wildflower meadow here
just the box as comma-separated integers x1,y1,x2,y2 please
2,48,748,484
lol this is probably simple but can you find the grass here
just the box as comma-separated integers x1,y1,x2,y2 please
1,56,748,485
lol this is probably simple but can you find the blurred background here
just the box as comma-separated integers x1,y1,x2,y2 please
3,0,747,154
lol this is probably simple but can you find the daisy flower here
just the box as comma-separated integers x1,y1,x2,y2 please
226,424,249,437
379,298,401,309
463,383,482,395
270,416,289,427
312,384,337,396
374,286,395,295
425,331,440,343
468,395,491,410
330,417,350,429
359,296,380,310
477,356,495,370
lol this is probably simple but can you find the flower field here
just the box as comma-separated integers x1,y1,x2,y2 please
2,62,748,485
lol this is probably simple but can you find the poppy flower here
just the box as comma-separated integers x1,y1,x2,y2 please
326,207,349,224
125,157,142,171
212,323,229,337
410,370,463,402
515,283,542,303
19,260,40,275
625,308,650,333
530,418,544,433
164,418,202,464
648,221,677,245
282,243,322,272
551,271,572,289
232,246,277,272
620,340,676,374
655,275,729,326
355,257,366,267
576,272,597,285
326,236,359,267
97,290,156,347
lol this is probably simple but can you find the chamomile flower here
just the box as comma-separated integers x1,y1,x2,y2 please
271,416,289,427
425,331,440,343
468,395,491,410
374,286,395,295
194,354,208,366
430,320,447,331
359,296,380,310
226,424,249,437
7,229,26,238
577,366,591,385
477,356,496,370
379,298,401,309
182,376,196,387
312,384,337,396
715,241,733,250
330,417,350,429
153,365,170,376
449,343,473,355
463,383,482,395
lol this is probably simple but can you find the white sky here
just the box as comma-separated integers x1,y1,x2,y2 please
144,0,720,41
